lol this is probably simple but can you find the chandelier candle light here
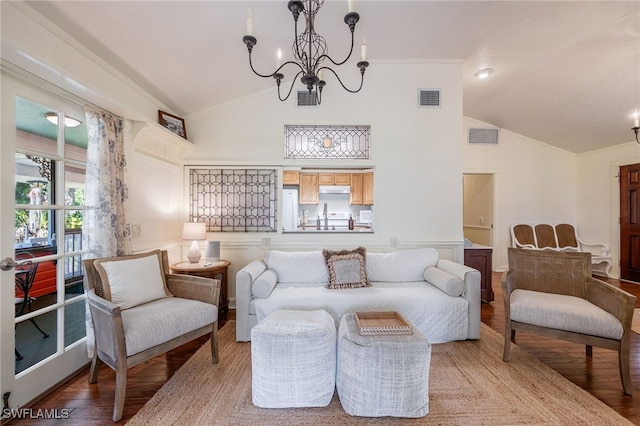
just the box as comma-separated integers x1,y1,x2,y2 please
242,0,369,105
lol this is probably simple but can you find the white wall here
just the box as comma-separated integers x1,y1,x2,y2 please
577,143,640,278
186,61,465,301
463,117,578,271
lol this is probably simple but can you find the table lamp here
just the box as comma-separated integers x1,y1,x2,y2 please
182,222,206,263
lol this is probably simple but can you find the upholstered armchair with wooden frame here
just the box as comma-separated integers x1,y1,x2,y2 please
503,248,636,395
84,249,220,421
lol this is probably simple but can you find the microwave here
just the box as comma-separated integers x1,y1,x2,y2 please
358,210,373,224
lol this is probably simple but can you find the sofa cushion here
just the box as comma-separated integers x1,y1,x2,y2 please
252,269,278,299
266,251,329,283
510,289,623,339
423,267,464,297
366,248,439,282
323,247,370,289
94,250,172,310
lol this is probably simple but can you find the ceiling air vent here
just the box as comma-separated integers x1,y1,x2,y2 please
297,90,318,107
417,89,440,108
468,128,499,145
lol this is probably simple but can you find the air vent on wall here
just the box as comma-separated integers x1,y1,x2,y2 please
297,90,318,107
468,128,499,145
417,89,440,108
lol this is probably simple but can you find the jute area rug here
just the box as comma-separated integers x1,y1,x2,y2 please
127,321,631,426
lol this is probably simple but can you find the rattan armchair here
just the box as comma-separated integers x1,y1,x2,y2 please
84,250,220,421
503,248,636,395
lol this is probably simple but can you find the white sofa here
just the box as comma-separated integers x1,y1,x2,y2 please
236,247,481,343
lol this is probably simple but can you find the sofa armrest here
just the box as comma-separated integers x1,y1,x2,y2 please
236,260,267,341
166,273,220,308
578,238,610,257
436,259,481,339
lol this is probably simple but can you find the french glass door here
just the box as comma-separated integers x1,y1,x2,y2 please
1,71,90,410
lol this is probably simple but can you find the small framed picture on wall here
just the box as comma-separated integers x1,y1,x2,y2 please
158,110,188,139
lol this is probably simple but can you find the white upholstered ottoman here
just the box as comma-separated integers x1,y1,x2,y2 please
337,313,431,418
251,309,336,408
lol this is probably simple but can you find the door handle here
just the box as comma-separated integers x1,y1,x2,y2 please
0,257,19,271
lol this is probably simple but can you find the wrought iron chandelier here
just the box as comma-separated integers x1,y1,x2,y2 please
242,0,369,105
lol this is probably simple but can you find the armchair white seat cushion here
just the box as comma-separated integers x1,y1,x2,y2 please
510,289,623,340
121,297,217,357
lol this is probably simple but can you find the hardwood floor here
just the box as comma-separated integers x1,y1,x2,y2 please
6,274,640,425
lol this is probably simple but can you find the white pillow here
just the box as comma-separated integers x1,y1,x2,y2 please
252,269,278,299
423,266,465,297
366,248,439,282
94,251,170,310
266,251,329,283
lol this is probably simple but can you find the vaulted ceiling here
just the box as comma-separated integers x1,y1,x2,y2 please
23,1,640,153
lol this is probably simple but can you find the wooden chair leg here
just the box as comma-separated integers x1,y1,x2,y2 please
210,324,219,364
586,345,593,357
88,352,99,384
619,345,632,395
113,367,127,422
503,322,512,362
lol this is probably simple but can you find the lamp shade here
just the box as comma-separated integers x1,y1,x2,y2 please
182,222,206,241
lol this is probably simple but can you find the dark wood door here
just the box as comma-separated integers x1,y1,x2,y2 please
620,163,640,282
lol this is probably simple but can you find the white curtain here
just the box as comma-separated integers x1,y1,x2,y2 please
82,106,132,357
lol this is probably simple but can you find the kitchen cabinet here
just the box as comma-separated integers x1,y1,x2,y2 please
299,173,319,204
335,173,351,185
318,173,334,185
464,246,493,302
363,172,374,205
318,173,351,185
350,173,373,205
350,174,363,204
283,170,300,185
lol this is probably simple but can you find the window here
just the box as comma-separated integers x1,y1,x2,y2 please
284,125,370,159
188,168,277,232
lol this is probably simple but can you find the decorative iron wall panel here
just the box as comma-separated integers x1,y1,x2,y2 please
189,168,277,232
284,125,370,159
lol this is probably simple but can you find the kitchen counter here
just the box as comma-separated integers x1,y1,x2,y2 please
285,226,373,233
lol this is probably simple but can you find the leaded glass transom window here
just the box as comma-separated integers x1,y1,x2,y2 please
188,168,277,232
284,125,370,159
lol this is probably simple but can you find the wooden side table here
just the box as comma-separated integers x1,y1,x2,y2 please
170,260,231,319
463,246,494,303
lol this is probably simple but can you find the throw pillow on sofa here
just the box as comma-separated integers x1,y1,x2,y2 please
366,248,439,282
323,247,370,289
423,266,465,297
266,251,329,283
252,269,278,299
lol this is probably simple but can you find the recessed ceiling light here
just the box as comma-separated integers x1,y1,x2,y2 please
474,68,494,79
44,112,82,128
